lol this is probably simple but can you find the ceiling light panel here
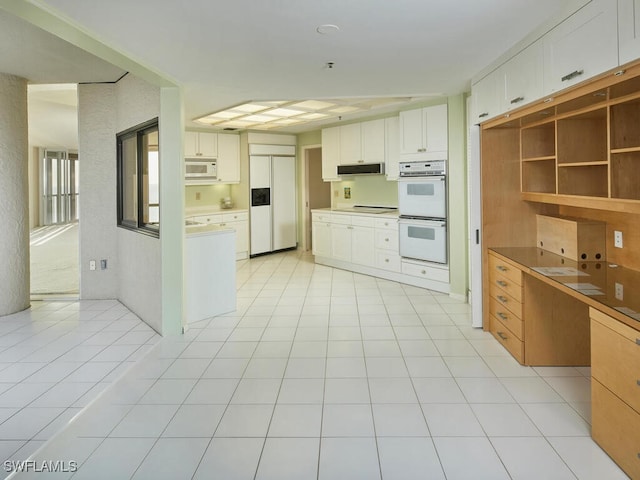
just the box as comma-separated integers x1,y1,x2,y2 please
291,100,336,110
329,106,361,114
263,108,305,118
230,103,269,113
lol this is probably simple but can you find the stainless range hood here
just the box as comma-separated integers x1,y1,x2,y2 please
337,163,385,176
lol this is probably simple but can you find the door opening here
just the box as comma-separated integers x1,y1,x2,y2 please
304,146,331,251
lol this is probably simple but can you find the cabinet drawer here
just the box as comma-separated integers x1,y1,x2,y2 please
490,297,523,340
374,217,398,230
401,261,449,283
490,271,523,303
488,253,522,286
223,211,248,222
592,379,640,480
591,311,640,413
490,313,524,364
351,215,375,227
375,251,402,272
312,212,331,223
490,284,522,319
375,230,399,251
193,214,223,224
330,214,352,225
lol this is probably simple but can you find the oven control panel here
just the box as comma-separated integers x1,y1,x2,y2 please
399,160,446,177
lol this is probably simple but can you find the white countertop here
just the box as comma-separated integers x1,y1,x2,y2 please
186,206,248,217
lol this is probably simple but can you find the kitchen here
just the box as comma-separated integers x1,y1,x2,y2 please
182,99,468,323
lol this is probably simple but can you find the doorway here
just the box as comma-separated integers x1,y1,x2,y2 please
40,149,79,225
303,146,331,251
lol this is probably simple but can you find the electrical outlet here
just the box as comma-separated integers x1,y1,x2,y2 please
89,260,96,271
100,259,107,270
334,190,339,197
195,192,201,200
614,230,623,248
615,282,624,301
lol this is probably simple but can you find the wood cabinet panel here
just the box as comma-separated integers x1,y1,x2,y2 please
490,313,524,363
591,309,640,413
490,297,524,340
488,252,523,286
489,284,522,319
592,379,640,480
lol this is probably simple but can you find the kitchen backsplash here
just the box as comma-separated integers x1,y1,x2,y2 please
185,184,233,209
332,175,398,208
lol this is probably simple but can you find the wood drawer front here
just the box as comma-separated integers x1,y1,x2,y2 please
375,230,399,251
488,253,522,286
592,379,640,480
490,314,524,364
490,297,523,340
490,271,523,302
490,284,522,319
591,317,640,413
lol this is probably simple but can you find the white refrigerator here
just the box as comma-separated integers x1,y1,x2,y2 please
249,144,297,256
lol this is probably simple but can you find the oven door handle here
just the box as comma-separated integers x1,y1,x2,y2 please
399,218,446,228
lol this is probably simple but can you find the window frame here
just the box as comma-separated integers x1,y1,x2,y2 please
116,117,160,238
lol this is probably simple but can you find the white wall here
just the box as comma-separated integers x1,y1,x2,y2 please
78,83,118,299
78,74,165,332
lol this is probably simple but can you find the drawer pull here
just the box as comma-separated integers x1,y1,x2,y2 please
385,238,389,242
561,69,583,82
636,339,640,346
497,312,508,321
496,280,508,287
497,296,508,304
496,265,507,272
385,259,389,263
510,96,524,104
497,331,508,341
637,380,640,386
421,270,426,275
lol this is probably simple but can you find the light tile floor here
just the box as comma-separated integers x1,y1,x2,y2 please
0,300,160,478
3,251,630,479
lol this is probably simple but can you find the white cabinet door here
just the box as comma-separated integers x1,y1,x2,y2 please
312,221,332,257
339,123,362,164
399,108,424,156
385,116,400,180
321,126,341,181
472,69,502,123
424,104,448,157
399,105,448,160
619,0,640,65
216,133,240,183
502,40,544,112
184,131,200,157
231,220,249,259
543,0,618,93
198,132,218,157
331,224,352,261
351,226,375,267
361,119,385,164
185,131,218,158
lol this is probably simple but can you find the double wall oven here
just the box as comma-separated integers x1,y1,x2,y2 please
397,160,447,264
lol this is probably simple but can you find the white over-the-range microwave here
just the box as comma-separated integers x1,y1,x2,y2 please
185,160,217,179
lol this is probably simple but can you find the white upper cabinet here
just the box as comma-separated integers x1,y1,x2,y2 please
184,131,217,158
385,117,400,180
502,40,544,112
543,0,618,93
339,123,362,164
321,126,341,181
216,133,240,183
472,68,501,123
361,119,386,164
619,0,640,65
399,104,448,161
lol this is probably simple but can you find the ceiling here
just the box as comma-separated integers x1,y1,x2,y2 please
2,1,578,140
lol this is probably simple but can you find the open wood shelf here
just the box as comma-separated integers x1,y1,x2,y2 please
522,159,556,194
557,108,607,165
557,161,609,167
521,122,555,159
611,151,640,200
522,156,556,162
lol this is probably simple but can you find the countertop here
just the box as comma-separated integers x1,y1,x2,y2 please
491,247,640,330
311,207,399,219
186,206,248,217
185,224,235,237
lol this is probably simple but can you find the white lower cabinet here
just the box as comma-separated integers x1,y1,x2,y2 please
330,224,352,262
311,210,449,293
190,210,249,260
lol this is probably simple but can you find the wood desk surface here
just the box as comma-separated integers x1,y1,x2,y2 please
490,247,640,332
